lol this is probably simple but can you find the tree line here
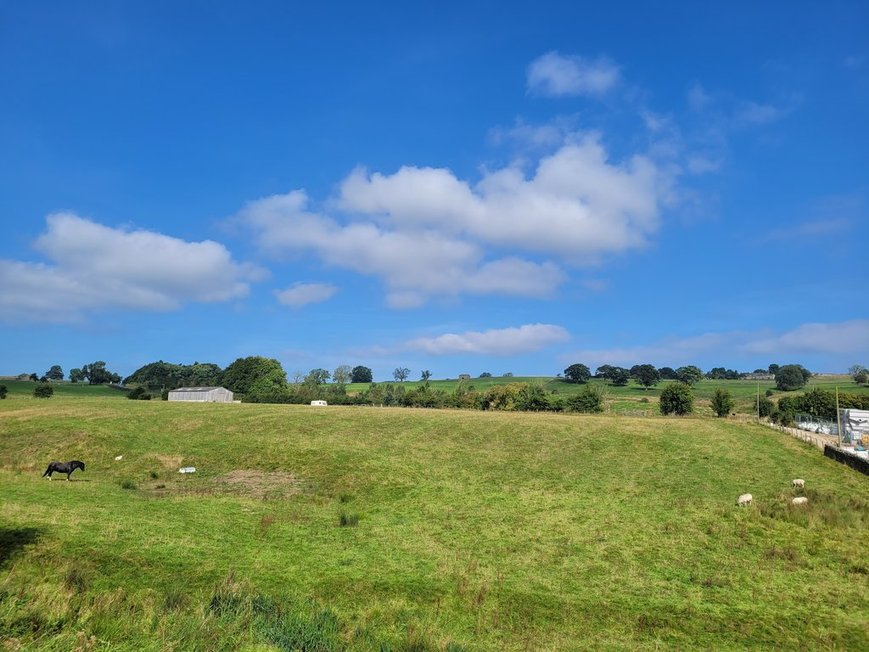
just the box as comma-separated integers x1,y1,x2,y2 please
563,362,823,392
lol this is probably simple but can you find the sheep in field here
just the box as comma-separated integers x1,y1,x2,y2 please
792,496,809,506
737,493,753,507
792,479,805,488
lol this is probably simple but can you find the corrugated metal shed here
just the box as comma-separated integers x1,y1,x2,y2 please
168,387,234,403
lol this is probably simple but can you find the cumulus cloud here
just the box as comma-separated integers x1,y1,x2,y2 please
405,324,570,356
0,213,262,323
274,282,337,308
340,135,668,260
527,52,620,97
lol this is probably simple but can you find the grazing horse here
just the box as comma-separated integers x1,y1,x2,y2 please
42,460,85,481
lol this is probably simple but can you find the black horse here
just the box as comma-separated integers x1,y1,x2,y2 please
42,460,85,481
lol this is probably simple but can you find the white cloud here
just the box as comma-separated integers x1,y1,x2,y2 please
734,101,786,126
237,190,564,307
739,320,869,356
527,52,620,97
405,323,570,356
0,213,262,323
340,135,668,261
687,83,713,111
274,282,337,308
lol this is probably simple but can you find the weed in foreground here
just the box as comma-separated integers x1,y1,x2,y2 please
338,510,359,527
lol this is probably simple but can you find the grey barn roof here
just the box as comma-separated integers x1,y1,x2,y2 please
169,386,227,392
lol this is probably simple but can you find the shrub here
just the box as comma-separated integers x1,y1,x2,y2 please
32,383,53,398
127,386,152,400
765,389,774,397
659,382,694,416
566,384,605,413
119,479,137,490
711,389,735,417
0,384,6,399
758,396,774,418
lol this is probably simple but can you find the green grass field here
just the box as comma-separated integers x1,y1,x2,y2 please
0,379,127,399
1,395,867,650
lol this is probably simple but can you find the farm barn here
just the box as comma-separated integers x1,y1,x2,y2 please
167,386,234,403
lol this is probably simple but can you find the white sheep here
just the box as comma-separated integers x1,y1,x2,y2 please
791,479,805,488
791,496,808,506
737,493,753,507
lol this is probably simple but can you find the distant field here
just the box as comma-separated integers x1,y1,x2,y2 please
0,379,127,398
1,396,867,650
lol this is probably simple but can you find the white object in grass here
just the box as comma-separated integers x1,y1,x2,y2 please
179,467,196,474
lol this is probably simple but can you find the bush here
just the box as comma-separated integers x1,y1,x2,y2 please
127,386,152,400
0,384,6,399
565,384,605,413
758,396,774,418
33,383,53,398
711,389,734,417
765,389,774,397
659,382,694,416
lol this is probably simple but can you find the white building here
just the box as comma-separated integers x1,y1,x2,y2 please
168,386,234,403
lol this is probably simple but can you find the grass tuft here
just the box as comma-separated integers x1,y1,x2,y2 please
118,479,137,490
338,510,359,527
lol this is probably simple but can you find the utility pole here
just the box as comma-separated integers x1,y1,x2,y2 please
756,381,760,420
836,385,842,447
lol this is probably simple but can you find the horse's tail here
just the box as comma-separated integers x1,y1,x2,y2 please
42,464,52,477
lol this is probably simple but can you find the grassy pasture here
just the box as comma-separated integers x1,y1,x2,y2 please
1,396,867,650
0,379,127,399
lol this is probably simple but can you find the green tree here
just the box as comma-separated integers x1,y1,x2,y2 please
658,366,677,380
609,367,630,386
332,365,352,385
223,357,287,395
351,366,373,383
563,363,591,384
420,370,432,382
768,364,780,375
393,367,410,382
80,361,120,385
305,368,331,385
659,382,693,415
675,365,703,386
711,389,734,417
633,364,660,390
0,385,7,399
849,364,868,384
33,383,54,398
478,372,492,378
69,368,85,383
775,364,810,391
45,365,64,381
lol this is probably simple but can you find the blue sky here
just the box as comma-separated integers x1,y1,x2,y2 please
1,1,867,380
